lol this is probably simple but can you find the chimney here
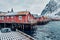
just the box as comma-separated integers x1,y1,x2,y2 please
11,8,14,12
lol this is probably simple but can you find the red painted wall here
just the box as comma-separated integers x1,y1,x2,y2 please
3,15,28,23
0,14,34,23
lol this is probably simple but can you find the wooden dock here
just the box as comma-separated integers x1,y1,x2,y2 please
0,29,35,40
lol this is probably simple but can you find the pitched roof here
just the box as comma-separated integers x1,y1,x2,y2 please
17,11,30,15
0,12,8,16
0,11,30,16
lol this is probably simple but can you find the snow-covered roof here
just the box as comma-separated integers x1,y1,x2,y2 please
5,12,17,15
0,11,30,16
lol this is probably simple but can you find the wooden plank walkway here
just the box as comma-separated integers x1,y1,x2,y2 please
0,30,35,40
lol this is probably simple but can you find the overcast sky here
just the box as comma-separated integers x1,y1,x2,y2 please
0,0,50,15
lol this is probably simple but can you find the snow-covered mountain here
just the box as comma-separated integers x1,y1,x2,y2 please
41,0,60,18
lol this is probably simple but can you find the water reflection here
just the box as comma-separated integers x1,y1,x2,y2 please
20,26,37,37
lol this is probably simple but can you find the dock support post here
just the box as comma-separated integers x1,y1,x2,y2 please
23,24,24,30
18,24,21,29
20,25,22,30
12,23,14,30
14,23,16,29
12,23,13,28
4,23,5,28
31,25,32,29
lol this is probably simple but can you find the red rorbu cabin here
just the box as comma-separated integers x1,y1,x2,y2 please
0,11,35,24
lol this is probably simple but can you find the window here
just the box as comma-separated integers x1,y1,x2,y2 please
0,17,1,20
1,16,4,20
19,16,22,20
7,16,9,18
11,16,13,18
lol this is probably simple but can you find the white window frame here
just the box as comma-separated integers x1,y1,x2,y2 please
11,16,14,18
0,17,1,20
1,16,4,20
7,16,9,18
19,16,22,20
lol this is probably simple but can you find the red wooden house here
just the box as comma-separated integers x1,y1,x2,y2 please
0,11,35,23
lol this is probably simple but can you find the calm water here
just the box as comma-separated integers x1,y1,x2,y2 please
22,21,60,40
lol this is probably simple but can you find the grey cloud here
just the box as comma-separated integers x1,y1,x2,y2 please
0,0,50,14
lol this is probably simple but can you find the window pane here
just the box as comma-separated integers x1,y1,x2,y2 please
11,16,13,18
0,17,1,20
2,16,4,20
19,16,22,20
7,16,9,18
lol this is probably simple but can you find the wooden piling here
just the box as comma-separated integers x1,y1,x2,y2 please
23,24,24,30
